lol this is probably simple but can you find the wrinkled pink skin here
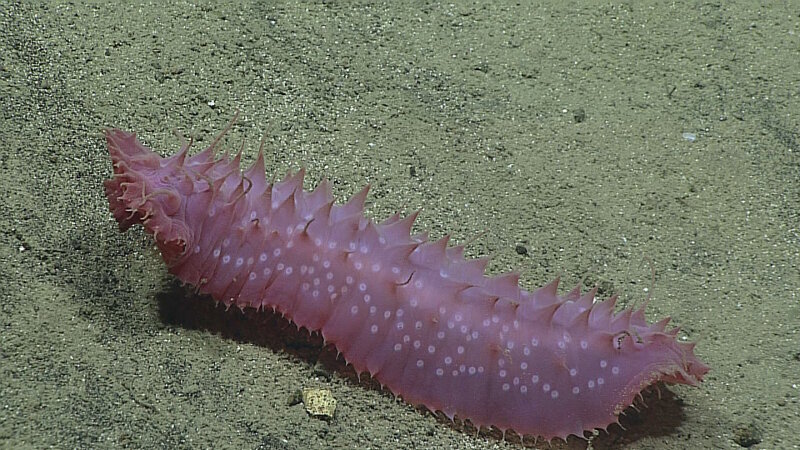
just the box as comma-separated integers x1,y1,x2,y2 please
103,125,708,441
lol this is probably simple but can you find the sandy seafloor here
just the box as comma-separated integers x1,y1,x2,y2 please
1,1,798,449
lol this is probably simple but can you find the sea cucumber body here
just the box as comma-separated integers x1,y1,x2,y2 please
103,128,708,440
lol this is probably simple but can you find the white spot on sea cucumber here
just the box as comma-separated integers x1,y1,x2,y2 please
313,278,320,286
447,321,455,329
459,365,466,373
439,306,447,315
558,341,566,349
569,368,577,377
580,340,588,350
370,324,378,334
372,263,381,272
492,315,500,323
597,377,605,385
396,322,404,330
394,343,402,352
455,313,463,322
497,358,505,367
416,359,424,368
285,266,293,275
327,285,334,293
302,283,309,291
612,366,620,375
444,356,452,365
313,254,320,262
383,311,391,320
249,211,257,220
223,238,230,247
600,360,607,368
222,255,231,264
482,319,490,327
326,272,333,280
588,380,595,389
543,383,551,392
437,331,445,339
413,340,421,349
194,245,200,254
312,290,319,298
551,390,559,399
478,366,484,373
360,245,368,254
523,347,530,356
263,268,271,277
573,387,580,394
248,272,256,280
322,260,331,268
506,341,514,350
499,370,507,378
359,283,367,292
346,276,354,284
259,252,267,262
531,375,539,384
286,240,294,249
369,306,377,315
328,241,337,249
531,338,539,347
520,386,528,394
457,346,465,354
409,297,418,308
502,324,509,333
428,345,436,354
350,306,358,315
349,242,356,251
520,362,528,370
403,335,410,343
273,248,281,257
354,261,363,270
213,248,221,258
277,263,284,271
471,331,478,339
415,321,422,330
469,366,477,375
363,294,371,303
502,383,510,391
452,369,459,377
414,280,423,289
513,376,519,385
436,368,444,376
391,266,400,274
314,238,322,247
396,308,404,317
439,268,448,278
459,325,468,334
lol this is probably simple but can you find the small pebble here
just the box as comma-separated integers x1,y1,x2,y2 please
302,388,336,418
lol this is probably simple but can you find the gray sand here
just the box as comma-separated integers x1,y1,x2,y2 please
1,2,798,449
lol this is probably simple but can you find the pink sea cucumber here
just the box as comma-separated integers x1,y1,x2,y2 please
102,119,709,441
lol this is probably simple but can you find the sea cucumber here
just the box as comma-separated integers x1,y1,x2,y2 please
102,119,709,441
